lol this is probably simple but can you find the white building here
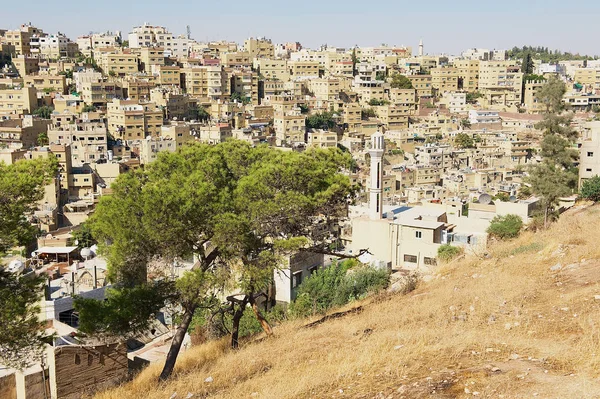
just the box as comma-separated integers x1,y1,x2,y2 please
579,121,600,187
468,109,500,124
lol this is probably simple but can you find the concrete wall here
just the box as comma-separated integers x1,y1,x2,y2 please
0,374,16,399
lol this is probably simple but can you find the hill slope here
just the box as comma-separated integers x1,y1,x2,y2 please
96,205,600,399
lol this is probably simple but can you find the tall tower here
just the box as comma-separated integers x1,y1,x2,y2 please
369,130,385,220
418,39,424,57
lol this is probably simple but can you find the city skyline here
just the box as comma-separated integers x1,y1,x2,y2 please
4,0,600,56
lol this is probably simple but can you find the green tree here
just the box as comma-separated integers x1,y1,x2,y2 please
121,40,129,48
528,76,578,227
306,111,336,130
454,133,474,148
0,158,56,369
580,176,600,202
299,103,310,114
71,222,95,249
390,73,414,89
465,91,483,104
487,214,523,240
361,108,377,120
189,105,211,122
37,132,49,146
375,70,386,81
524,74,546,82
522,52,534,75
82,104,97,112
32,106,54,119
351,47,358,77
368,99,389,106
81,141,357,381
460,119,472,130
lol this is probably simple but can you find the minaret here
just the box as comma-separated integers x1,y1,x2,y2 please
418,39,424,57
369,130,385,220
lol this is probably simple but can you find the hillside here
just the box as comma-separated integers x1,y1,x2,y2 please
96,205,600,399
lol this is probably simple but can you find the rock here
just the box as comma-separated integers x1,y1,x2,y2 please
566,263,579,269
509,353,520,360
186,394,194,399
169,394,177,399
504,323,512,330
594,295,600,300
473,392,480,396
204,376,213,383
464,388,471,394
550,263,562,271
397,385,407,393
394,345,404,350
491,367,501,372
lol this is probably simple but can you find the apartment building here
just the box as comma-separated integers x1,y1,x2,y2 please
407,75,433,97
0,85,37,116
137,47,165,73
182,65,230,102
274,110,305,145
160,122,195,146
479,60,522,89
307,129,338,148
444,92,467,114
523,80,546,114
375,105,409,130
73,69,103,93
122,78,157,101
253,58,289,81
12,55,40,77
80,80,123,107
289,61,320,79
308,78,341,101
36,34,78,59
150,87,196,120
53,95,84,114
107,99,163,140
128,24,172,48
153,65,181,86
579,121,600,187
220,51,252,68
229,70,259,105
47,121,108,165
138,137,177,164
430,66,459,94
573,68,600,90
244,37,275,58
76,32,121,56
453,59,480,91
356,84,385,105
342,103,362,131
99,51,139,77
1,23,45,55
23,74,67,94
0,116,50,147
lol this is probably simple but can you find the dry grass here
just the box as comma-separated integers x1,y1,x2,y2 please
96,205,600,399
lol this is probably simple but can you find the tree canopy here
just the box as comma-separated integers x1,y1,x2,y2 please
81,141,357,380
580,176,600,202
390,74,414,90
454,133,475,149
306,111,337,130
0,157,57,369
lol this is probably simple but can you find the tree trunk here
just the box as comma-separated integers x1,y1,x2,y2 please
159,306,195,382
544,205,548,229
230,298,247,349
249,295,273,336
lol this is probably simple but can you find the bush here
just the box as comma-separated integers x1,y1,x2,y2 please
437,244,462,262
288,261,390,318
487,214,523,240
580,176,600,202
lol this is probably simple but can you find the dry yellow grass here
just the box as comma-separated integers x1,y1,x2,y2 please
96,205,600,399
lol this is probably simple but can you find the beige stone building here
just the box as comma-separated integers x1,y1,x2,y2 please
122,78,157,102
1,24,44,55
153,65,181,86
47,121,108,165
99,51,139,77
430,66,459,94
0,85,37,116
13,55,40,77
150,87,196,120
23,74,67,94
274,110,305,145
220,51,252,68
573,68,600,90
253,58,289,81
107,99,163,140
407,75,433,97
308,78,341,101
289,61,320,79
80,80,123,107
307,129,338,148
579,121,600,187
523,80,546,113
244,37,275,59
137,47,165,73
374,105,409,130
229,70,259,105
453,59,480,91
0,116,49,147
182,65,230,102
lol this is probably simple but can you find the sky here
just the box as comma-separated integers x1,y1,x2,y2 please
5,0,600,56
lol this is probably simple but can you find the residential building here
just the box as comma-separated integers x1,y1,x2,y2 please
0,85,37,116
253,58,289,81
308,78,341,101
307,129,338,148
407,75,433,97
138,137,177,164
1,23,45,55
0,116,50,147
80,80,123,107
289,60,320,79
274,110,305,145
23,74,67,94
182,65,230,102
573,68,600,91
99,51,139,77
122,78,157,102
375,105,409,130
453,59,480,91
47,121,108,165
244,37,275,58
430,66,459,94
12,55,39,77
153,65,181,86
37,33,78,59
138,47,165,73
107,99,163,140
579,121,600,187
468,109,500,125
523,80,546,114
220,51,252,68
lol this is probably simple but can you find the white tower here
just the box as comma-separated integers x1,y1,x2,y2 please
418,39,424,57
369,130,385,220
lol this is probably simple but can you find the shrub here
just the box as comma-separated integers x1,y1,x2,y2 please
487,214,523,239
288,261,390,318
437,244,462,262
580,176,600,202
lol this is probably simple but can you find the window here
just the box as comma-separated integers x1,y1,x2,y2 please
404,254,418,263
424,257,437,266
415,231,422,239
587,168,592,172
588,152,594,157
291,271,303,288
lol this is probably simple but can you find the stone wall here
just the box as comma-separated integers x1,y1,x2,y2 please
0,373,17,399
54,343,128,399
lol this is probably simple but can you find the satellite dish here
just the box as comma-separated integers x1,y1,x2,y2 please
509,195,518,203
478,193,492,205
81,248,92,259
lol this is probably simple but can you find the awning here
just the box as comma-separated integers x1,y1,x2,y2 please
35,246,78,255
